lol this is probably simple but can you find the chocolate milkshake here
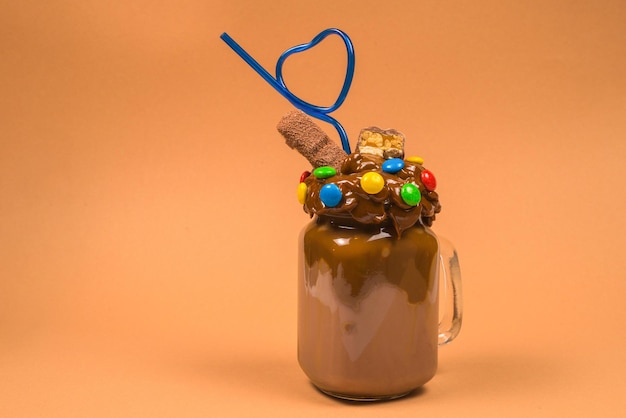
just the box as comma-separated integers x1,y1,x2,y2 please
276,112,460,400
294,141,445,399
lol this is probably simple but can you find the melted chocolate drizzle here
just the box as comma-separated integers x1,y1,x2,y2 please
302,153,441,236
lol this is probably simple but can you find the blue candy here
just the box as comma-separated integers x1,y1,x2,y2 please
382,158,405,174
319,183,343,207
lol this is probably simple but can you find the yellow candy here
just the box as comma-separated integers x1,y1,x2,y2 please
297,182,308,204
406,156,424,165
360,171,385,194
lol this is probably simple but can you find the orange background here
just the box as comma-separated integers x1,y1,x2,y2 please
1,1,625,416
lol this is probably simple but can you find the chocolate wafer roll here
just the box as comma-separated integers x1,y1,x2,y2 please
277,110,347,170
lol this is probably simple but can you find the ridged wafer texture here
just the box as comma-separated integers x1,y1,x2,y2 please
277,110,347,169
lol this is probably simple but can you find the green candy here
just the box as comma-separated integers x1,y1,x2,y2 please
401,183,422,206
313,166,337,179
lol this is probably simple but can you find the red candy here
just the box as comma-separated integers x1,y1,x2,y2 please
420,169,437,191
300,171,311,183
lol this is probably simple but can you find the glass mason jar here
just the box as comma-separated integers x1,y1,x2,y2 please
298,214,462,401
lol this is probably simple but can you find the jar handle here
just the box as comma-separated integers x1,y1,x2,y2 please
437,236,463,345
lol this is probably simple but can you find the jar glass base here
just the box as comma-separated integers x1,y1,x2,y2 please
316,386,415,402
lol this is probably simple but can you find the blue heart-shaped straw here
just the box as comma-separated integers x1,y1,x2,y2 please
220,28,355,154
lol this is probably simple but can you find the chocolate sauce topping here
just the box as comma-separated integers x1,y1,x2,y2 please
302,153,441,236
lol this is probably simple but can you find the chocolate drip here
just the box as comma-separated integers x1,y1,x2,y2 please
302,153,441,236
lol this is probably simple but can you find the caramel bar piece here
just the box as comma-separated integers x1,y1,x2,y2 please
356,127,405,159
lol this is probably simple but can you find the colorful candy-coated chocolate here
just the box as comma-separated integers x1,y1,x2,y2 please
360,171,385,194
382,158,405,174
297,182,308,204
319,183,342,207
420,169,437,191
300,171,311,183
401,183,421,206
406,156,424,165
313,166,337,179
